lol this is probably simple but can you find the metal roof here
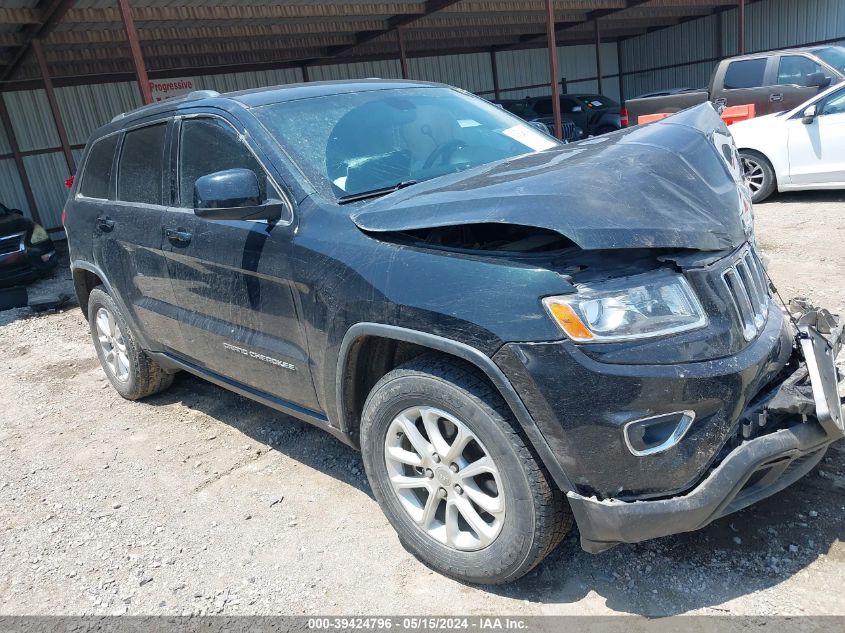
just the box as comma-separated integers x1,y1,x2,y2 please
0,1,750,86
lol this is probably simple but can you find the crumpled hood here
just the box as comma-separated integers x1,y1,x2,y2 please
352,103,749,251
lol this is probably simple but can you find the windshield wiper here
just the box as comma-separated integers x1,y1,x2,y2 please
337,180,418,204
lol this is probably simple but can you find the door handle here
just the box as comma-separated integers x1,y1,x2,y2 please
770,93,784,102
96,216,115,232
164,227,192,244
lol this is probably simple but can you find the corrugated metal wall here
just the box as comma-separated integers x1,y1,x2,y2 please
621,0,845,99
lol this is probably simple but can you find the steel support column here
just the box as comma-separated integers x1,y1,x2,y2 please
117,0,152,105
0,96,40,224
738,0,745,55
32,39,75,173
616,37,625,103
396,27,409,79
544,0,562,140
490,50,501,100
594,19,603,95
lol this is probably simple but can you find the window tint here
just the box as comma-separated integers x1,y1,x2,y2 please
117,124,166,205
777,55,824,86
80,134,119,199
179,118,267,207
723,58,767,89
560,98,579,113
533,98,553,116
821,89,845,115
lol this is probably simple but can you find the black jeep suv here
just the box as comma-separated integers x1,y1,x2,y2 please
64,80,844,584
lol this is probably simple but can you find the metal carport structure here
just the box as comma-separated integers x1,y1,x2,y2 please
0,0,772,230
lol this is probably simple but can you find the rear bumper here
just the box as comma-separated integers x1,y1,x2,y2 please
569,419,837,552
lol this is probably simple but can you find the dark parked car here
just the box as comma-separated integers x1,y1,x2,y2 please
0,202,57,287
626,46,845,125
498,93,621,136
64,81,844,584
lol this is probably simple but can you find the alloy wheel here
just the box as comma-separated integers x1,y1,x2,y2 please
741,155,765,194
383,406,505,551
95,307,130,382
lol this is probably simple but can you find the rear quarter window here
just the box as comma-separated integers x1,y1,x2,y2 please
723,58,767,89
79,134,119,199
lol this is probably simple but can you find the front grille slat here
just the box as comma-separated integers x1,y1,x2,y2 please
720,246,770,342
0,232,24,256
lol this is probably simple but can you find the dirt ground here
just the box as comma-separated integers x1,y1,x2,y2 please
2,190,845,617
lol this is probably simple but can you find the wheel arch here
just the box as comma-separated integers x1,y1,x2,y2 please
336,323,575,491
71,260,151,350
738,146,781,189
71,260,113,319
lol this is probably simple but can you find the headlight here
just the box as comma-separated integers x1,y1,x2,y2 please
30,224,49,244
543,271,708,342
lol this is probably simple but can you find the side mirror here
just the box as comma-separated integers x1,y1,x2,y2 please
193,168,282,222
807,71,831,89
801,104,818,124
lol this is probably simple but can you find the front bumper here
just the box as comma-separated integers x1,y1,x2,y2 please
569,418,836,552
494,302,797,499
0,240,57,288
499,299,844,553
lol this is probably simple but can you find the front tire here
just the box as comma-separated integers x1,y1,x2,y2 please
740,150,776,203
360,357,571,584
88,287,174,400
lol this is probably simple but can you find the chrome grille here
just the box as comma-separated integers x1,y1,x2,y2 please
562,121,579,142
720,247,770,341
0,232,24,256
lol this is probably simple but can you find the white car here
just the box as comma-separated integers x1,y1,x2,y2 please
730,81,845,202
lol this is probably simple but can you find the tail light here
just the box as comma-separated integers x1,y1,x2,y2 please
620,106,629,128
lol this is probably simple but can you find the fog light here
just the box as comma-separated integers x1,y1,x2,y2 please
623,410,696,456
40,251,55,263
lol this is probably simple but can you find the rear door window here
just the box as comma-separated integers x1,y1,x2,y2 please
723,58,767,89
117,123,167,205
177,117,269,208
80,134,119,199
777,55,825,86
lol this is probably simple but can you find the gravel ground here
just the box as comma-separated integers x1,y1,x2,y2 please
2,191,845,617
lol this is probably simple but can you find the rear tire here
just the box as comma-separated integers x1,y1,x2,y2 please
360,356,571,584
740,150,776,203
88,287,174,400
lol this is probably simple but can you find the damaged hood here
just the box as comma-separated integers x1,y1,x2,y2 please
352,103,749,251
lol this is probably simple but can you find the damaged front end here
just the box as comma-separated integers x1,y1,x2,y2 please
567,298,844,553
347,102,843,553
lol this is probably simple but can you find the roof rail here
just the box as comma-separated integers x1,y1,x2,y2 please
186,90,221,99
111,89,222,123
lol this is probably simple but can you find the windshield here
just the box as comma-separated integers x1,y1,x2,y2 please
813,46,845,73
253,87,560,200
